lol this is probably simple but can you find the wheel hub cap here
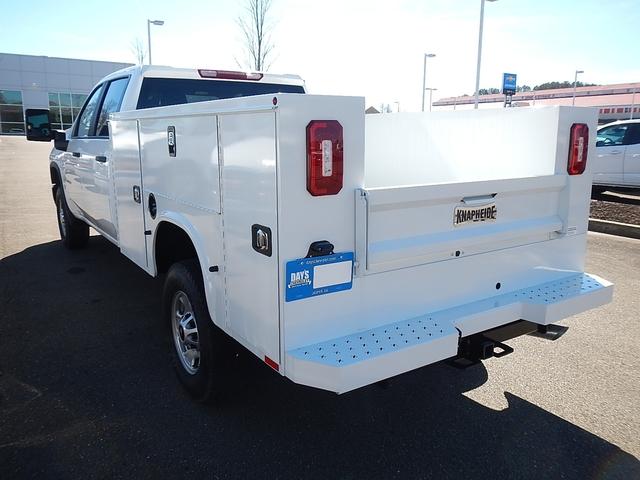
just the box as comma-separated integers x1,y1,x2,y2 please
171,291,200,375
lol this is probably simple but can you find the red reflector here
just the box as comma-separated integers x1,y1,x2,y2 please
567,123,589,175
306,120,344,196
264,356,279,371
197,69,263,81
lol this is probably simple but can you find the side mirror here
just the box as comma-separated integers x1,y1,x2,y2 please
595,140,605,147
54,130,69,152
25,108,53,142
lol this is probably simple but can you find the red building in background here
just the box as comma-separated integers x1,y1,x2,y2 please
433,82,639,124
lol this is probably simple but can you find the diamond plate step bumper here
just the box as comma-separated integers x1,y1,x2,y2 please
285,273,613,394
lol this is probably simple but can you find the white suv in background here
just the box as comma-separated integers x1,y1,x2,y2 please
592,119,640,192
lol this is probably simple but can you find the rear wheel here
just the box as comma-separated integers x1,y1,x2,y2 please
164,259,222,403
55,187,89,249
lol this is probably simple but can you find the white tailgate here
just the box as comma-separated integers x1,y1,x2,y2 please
356,175,566,274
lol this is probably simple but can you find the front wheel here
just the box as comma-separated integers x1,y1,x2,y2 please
55,187,89,249
163,259,222,403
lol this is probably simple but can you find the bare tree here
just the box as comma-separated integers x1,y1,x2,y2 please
237,0,275,71
130,38,147,65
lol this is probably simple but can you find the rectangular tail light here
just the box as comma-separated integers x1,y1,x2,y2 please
306,120,343,196
568,123,589,175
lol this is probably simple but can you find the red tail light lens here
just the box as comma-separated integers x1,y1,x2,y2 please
568,123,589,175
198,69,263,81
306,120,343,196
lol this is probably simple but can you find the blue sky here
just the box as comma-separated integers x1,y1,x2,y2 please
1,0,638,109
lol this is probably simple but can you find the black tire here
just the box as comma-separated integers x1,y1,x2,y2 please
164,259,222,403
55,187,89,249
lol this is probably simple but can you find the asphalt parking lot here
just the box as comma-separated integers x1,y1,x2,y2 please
1,137,639,479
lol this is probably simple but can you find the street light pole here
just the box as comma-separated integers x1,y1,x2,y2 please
572,69,584,106
147,19,165,65
426,88,438,112
474,0,498,109
421,53,436,112
147,21,152,65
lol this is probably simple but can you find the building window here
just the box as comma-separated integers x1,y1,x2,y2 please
0,90,25,134
48,92,88,130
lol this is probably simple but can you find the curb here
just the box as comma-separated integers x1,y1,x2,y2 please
588,218,640,240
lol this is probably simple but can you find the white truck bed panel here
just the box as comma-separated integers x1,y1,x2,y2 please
356,175,567,274
364,107,562,188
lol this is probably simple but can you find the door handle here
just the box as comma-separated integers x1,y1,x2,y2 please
72,152,81,158
133,185,141,203
610,150,623,155
256,230,269,250
251,224,272,257
461,193,497,205
95,155,107,163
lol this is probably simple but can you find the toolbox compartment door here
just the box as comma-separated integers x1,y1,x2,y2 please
219,111,281,364
110,119,150,272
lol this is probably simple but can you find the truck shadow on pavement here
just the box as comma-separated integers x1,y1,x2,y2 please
1,236,638,479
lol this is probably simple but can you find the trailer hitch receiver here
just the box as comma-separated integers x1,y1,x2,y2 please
449,334,514,369
459,335,514,361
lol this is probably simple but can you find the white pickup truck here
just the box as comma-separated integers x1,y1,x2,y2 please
26,65,613,402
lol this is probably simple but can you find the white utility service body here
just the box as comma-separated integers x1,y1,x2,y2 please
107,94,612,394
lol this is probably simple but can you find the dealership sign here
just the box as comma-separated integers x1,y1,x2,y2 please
502,73,517,95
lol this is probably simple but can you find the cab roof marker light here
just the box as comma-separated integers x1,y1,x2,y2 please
197,69,264,81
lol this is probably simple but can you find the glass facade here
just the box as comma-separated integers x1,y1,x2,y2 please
49,91,87,130
0,90,90,135
0,90,25,134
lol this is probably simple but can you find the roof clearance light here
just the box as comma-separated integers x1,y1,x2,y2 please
567,123,589,175
197,69,263,81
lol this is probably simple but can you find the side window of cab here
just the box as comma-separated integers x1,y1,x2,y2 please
74,83,105,137
73,77,130,138
95,77,130,137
